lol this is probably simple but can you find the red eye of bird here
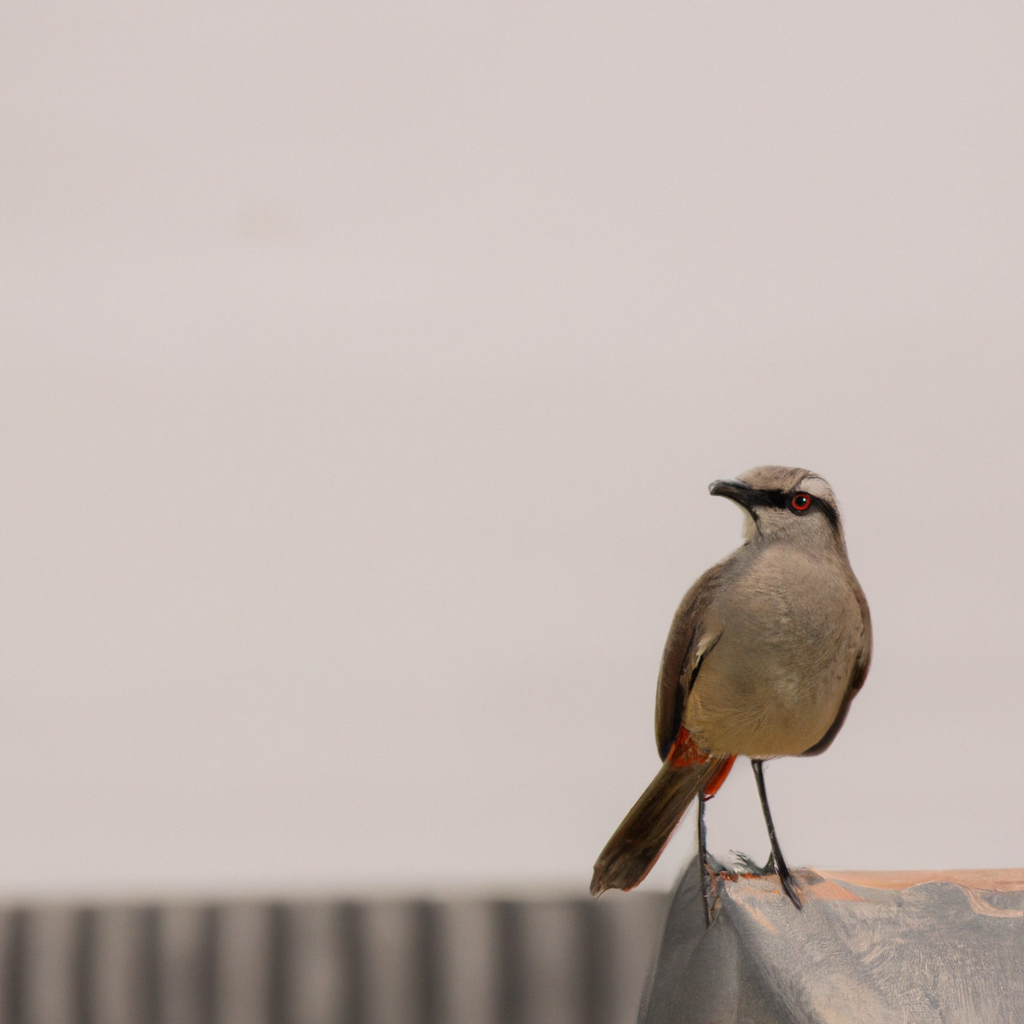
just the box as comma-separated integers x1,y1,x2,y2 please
791,493,811,511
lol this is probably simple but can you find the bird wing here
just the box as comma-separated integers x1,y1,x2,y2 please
654,562,726,761
801,579,873,756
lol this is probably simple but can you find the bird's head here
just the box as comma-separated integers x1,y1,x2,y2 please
709,466,844,549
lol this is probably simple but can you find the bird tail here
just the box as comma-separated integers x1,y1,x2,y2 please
590,746,733,897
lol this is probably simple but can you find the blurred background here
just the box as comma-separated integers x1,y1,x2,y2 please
2,1,1024,1021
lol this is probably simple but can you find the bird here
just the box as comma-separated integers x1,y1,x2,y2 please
590,466,872,920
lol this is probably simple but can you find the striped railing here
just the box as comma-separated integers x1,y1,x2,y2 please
0,893,668,1024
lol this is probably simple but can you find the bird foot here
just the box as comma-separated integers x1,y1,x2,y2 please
706,851,728,875
731,851,802,910
699,852,729,927
731,850,776,876
779,869,803,910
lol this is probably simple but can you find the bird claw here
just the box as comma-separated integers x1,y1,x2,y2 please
778,866,803,910
731,851,803,910
731,850,775,876
699,852,728,927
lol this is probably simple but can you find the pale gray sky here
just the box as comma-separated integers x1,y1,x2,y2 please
2,2,1024,899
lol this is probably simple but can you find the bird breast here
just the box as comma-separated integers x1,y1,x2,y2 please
682,543,863,759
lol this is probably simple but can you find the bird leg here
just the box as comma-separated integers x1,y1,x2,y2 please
751,759,802,910
697,792,713,927
697,755,737,927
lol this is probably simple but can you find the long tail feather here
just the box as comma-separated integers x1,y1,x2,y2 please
590,755,730,896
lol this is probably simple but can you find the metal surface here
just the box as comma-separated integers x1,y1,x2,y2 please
642,859,1024,1024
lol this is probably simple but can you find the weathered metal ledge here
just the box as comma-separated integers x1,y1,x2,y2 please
641,859,1024,1024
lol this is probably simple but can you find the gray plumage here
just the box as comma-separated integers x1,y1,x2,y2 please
591,466,871,898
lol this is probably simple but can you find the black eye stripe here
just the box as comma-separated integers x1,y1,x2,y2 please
742,488,839,530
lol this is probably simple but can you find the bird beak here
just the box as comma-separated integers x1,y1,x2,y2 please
709,479,757,509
